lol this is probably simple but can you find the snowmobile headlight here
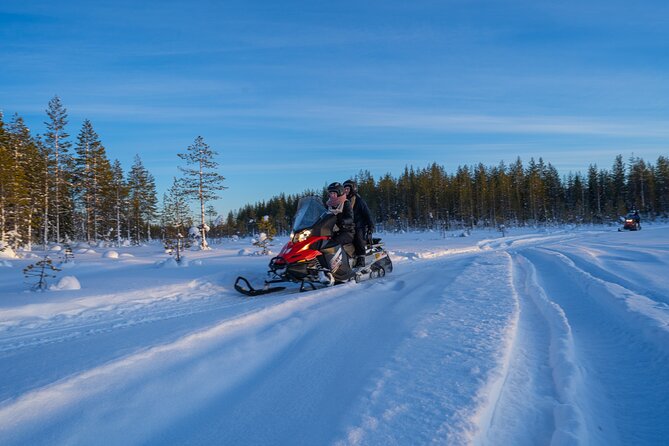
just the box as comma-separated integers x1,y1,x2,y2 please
294,229,311,242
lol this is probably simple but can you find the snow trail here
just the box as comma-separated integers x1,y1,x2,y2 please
476,253,561,445
338,251,518,445
521,247,669,445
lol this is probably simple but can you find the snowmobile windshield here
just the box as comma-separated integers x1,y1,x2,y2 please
292,196,327,232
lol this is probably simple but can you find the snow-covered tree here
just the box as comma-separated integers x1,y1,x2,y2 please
177,136,226,249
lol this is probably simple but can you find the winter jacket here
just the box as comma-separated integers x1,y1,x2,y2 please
327,199,355,235
348,193,374,230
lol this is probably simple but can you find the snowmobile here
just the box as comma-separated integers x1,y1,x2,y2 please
234,196,393,297
619,212,641,231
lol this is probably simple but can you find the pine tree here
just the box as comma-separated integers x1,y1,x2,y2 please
628,156,653,213
543,162,563,222
177,136,227,249
655,156,669,215
525,158,544,223
127,155,157,244
473,163,489,225
161,178,192,238
611,155,627,215
587,164,601,221
23,255,61,291
5,116,29,237
253,215,276,255
109,160,128,246
44,95,72,242
73,119,104,242
494,161,512,225
0,112,11,243
508,157,525,224
33,136,55,248
94,154,116,242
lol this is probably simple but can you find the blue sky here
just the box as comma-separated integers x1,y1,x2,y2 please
1,0,668,216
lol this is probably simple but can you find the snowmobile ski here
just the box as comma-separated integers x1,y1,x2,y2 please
234,276,286,297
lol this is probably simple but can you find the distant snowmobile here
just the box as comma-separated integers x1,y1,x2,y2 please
619,211,641,231
235,196,393,296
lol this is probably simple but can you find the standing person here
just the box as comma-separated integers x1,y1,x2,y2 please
343,179,374,267
325,182,355,247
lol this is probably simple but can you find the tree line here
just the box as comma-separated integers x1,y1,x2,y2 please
1,96,227,251
3,96,668,246
222,155,669,235
0,96,158,249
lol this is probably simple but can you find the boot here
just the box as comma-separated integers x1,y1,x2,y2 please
318,270,334,285
355,255,365,268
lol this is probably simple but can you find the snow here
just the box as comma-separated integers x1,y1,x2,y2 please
0,225,668,445
102,250,120,259
0,246,17,259
49,276,81,291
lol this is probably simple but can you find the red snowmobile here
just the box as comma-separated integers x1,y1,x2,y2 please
619,212,641,231
234,196,393,296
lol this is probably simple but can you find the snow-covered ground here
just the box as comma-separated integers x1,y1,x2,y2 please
0,225,668,445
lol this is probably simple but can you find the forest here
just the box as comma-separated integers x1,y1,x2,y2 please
2,97,669,250
226,154,669,236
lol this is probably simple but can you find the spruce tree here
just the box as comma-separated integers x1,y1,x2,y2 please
127,155,157,244
611,155,627,215
109,159,128,246
177,136,226,249
74,119,103,242
587,164,601,221
0,112,10,242
162,178,192,238
7,114,40,249
44,95,72,242
656,156,669,215
628,156,653,213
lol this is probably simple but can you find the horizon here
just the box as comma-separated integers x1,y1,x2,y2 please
2,0,668,216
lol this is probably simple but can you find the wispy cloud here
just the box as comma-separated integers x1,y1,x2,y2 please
326,108,669,138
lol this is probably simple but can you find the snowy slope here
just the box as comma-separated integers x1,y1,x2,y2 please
0,226,668,445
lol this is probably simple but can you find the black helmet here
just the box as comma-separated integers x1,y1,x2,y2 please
327,182,344,196
343,179,357,195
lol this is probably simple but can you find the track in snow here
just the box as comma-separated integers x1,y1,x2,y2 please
482,234,669,446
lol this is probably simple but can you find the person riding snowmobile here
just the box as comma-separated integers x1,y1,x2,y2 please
321,182,356,282
325,182,355,247
343,179,374,267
